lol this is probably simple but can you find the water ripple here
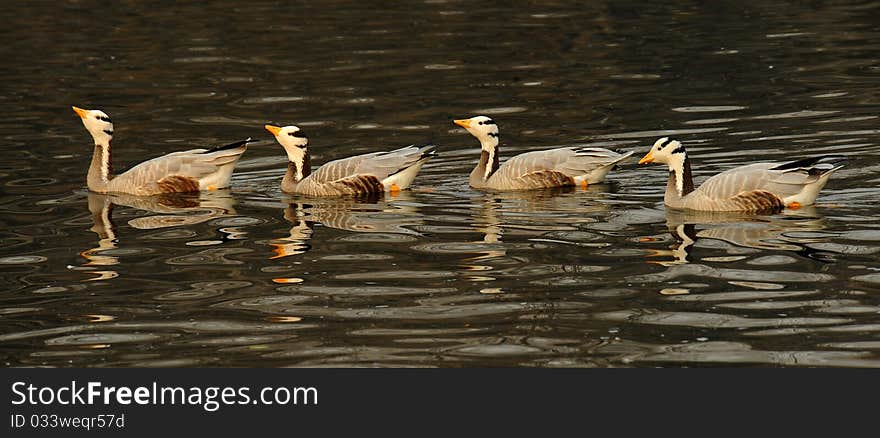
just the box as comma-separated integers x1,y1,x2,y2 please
606,341,880,367
672,106,747,112
595,310,851,329
165,248,251,265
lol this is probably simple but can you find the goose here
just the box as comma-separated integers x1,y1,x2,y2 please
72,106,251,196
638,137,847,212
264,124,437,196
453,115,633,191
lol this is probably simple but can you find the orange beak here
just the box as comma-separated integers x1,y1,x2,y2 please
453,119,471,129
264,124,282,136
72,106,88,119
638,151,655,165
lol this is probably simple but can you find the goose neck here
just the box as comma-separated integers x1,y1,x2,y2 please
665,152,695,202
283,150,312,186
478,144,500,181
87,142,112,191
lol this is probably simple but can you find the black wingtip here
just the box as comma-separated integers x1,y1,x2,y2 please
423,145,439,158
205,138,253,153
416,143,439,157
821,154,848,165
771,155,848,172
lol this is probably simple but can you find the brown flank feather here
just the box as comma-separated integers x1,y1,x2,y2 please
338,175,383,194
155,175,201,193
731,190,784,213
521,171,576,188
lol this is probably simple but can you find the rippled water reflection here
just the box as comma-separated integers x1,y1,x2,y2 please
2,1,880,367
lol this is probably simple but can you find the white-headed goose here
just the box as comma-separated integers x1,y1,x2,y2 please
73,106,251,196
638,137,847,212
265,124,437,197
453,115,633,191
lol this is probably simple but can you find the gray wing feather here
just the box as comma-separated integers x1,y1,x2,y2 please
110,144,247,191
309,155,369,184
493,147,630,182
355,145,429,179
310,145,431,183
697,161,835,200
556,148,633,176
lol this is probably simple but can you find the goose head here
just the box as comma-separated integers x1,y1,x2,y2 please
639,137,686,167
454,115,499,150
265,124,308,163
73,106,114,145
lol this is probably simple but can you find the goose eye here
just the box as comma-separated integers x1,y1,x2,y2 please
289,131,307,138
96,116,112,123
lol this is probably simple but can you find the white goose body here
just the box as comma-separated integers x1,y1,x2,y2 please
73,106,250,196
639,137,847,212
265,124,437,197
454,116,633,191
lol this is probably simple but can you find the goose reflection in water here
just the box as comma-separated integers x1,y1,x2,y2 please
269,192,424,260
471,184,616,241
462,195,507,285
80,192,236,281
463,185,618,287
81,193,120,281
647,206,830,266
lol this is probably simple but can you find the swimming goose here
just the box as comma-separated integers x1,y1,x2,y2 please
265,124,437,196
453,115,633,191
638,137,847,212
73,106,251,196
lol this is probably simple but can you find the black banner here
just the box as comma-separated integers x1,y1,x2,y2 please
2,368,875,436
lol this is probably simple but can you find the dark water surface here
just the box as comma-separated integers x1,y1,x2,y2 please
2,1,880,367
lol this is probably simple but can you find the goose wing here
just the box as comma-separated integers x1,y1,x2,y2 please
310,144,437,183
697,156,846,200
110,139,250,193
696,163,778,199
494,147,631,183
353,144,436,180
553,147,634,177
